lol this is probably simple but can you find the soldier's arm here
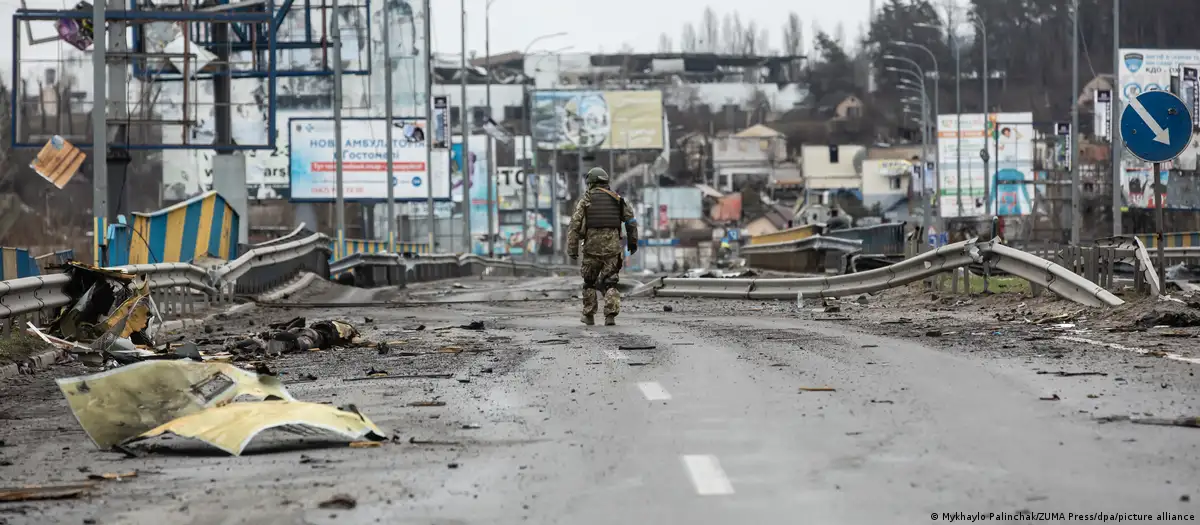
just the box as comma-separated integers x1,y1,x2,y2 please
566,194,590,258
621,199,639,246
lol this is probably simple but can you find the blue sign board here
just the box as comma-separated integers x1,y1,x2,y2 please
1120,91,1193,163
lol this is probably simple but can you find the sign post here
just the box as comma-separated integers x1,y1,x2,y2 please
1119,90,1193,294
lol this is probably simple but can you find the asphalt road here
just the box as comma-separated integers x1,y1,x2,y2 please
1,276,1198,524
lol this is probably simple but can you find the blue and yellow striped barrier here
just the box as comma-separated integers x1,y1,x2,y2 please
332,239,431,260
0,247,40,279
1136,231,1200,249
113,191,240,265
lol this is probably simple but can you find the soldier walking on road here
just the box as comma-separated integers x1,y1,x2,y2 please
567,167,639,326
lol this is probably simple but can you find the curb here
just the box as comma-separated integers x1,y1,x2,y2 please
0,348,67,382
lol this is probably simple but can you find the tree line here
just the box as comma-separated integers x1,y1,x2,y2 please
663,1,1200,139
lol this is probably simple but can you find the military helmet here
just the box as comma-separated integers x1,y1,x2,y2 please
586,167,610,185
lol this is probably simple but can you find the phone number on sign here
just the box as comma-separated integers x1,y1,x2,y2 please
932,512,1195,522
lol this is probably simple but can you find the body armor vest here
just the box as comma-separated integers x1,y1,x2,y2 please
585,188,622,229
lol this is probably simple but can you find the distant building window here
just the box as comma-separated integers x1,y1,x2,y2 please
471,106,488,126
450,107,461,128
847,105,862,118
503,105,523,121
889,177,902,190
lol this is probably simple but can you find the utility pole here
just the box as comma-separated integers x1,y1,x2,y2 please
423,0,435,251
383,0,396,253
484,0,495,257
1111,0,1123,236
978,20,990,216
332,0,346,258
90,0,108,265
953,34,963,218
1070,0,1081,244
460,0,471,253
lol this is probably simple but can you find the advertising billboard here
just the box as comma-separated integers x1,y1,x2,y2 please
288,118,451,202
936,112,1034,218
530,90,664,150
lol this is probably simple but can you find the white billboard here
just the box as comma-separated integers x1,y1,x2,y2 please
936,112,1034,218
288,118,451,201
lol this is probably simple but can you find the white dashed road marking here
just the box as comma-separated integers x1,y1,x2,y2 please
604,349,629,360
682,455,735,496
637,381,671,401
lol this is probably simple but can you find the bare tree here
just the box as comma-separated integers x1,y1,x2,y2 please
781,12,802,56
743,20,759,55
834,22,846,49
700,6,719,52
680,22,699,52
658,33,674,52
720,13,736,53
757,27,770,55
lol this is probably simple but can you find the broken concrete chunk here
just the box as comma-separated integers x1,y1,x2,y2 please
57,360,293,449
122,401,386,456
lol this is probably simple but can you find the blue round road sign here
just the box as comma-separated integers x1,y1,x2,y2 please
412,176,422,187
1120,90,1193,163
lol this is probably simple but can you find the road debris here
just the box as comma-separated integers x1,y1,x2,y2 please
318,494,358,509
536,339,568,345
408,400,446,407
1095,415,1200,428
57,360,293,449
663,305,674,312
799,387,836,392
0,483,96,502
1039,394,1062,401
1136,310,1200,329
459,321,486,330
86,471,138,481
1037,371,1108,377
122,401,387,456
617,345,656,351
343,372,454,382
407,437,463,446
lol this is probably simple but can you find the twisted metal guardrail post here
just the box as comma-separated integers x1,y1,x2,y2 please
652,239,1123,308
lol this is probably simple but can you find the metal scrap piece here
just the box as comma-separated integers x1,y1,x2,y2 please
122,401,387,456
57,360,294,449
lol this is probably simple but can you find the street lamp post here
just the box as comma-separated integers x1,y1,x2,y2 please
517,34,567,257
891,44,941,220
891,66,933,247
484,0,497,257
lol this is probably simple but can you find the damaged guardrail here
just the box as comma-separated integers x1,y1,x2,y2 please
0,231,577,328
651,238,1123,308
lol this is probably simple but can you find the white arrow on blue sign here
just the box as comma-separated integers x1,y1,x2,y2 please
1120,90,1193,163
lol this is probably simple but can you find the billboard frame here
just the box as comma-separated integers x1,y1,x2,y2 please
528,88,665,151
286,116,452,204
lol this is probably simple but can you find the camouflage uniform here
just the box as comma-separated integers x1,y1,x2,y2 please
567,168,638,326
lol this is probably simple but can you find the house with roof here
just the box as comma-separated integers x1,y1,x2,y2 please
710,124,801,193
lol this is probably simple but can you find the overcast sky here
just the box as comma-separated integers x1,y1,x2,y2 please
430,0,875,57
0,0,880,81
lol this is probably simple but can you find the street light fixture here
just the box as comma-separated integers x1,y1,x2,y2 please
915,16,994,216
517,33,567,260
886,54,936,242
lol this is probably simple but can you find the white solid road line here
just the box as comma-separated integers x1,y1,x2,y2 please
604,349,629,360
682,455,735,496
637,381,672,401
